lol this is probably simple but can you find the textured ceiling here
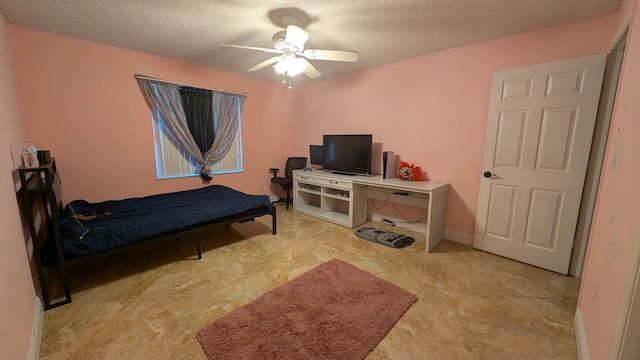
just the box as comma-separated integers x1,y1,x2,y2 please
0,0,622,85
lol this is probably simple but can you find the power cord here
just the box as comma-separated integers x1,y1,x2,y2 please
368,198,395,226
368,197,427,225
390,202,428,224
380,219,396,226
50,169,90,240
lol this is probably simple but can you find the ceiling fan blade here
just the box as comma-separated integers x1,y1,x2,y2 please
302,49,359,62
284,25,309,51
302,59,322,79
247,57,281,72
219,44,280,54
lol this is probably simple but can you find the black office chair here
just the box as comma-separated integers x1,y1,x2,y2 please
270,157,307,210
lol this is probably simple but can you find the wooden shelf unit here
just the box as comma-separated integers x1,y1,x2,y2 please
18,158,71,309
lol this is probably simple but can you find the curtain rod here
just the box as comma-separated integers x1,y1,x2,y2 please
134,75,247,97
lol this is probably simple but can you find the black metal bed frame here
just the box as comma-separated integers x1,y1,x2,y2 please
18,159,277,310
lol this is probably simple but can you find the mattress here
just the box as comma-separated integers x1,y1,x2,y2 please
57,185,272,257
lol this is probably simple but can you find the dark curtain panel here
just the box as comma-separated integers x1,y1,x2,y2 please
179,86,214,154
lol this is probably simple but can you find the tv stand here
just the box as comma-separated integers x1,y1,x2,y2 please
331,171,357,176
293,170,449,252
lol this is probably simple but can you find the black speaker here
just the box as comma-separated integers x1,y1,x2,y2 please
382,151,395,179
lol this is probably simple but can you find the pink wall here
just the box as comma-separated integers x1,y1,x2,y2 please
578,0,640,358
4,4,639,358
10,26,297,203
290,14,619,235
0,9,37,360
9,14,620,235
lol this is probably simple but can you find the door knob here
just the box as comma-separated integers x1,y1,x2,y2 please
483,171,493,178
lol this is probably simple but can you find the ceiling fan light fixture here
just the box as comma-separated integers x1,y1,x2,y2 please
222,13,359,85
274,54,306,77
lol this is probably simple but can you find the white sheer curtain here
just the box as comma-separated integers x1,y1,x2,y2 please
136,76,246,176
207,92,245,164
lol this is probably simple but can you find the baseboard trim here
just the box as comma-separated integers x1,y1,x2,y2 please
28,296,43,360
444,230,474,246
575,307,589,360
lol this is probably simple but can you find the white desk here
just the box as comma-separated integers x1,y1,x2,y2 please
293,170,448,251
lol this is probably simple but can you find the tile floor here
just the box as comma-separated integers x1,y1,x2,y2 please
40,203,581,359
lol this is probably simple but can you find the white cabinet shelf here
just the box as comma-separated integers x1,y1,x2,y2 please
293,170,449,252
293,172,367,228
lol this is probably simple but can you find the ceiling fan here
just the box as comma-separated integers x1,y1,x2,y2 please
220,14,359,87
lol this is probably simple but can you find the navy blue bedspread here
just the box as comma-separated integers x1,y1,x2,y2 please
58,185,272,257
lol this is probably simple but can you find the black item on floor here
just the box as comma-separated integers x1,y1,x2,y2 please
355,227,415,249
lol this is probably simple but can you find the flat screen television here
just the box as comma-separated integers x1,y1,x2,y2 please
322,134,373,176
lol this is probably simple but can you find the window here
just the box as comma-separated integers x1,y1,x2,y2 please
135,76,246,180
151,109,243,179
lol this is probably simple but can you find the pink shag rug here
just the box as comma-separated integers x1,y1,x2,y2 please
197,258,417,359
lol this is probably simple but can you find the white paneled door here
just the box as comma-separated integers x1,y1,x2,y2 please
474,54,606,274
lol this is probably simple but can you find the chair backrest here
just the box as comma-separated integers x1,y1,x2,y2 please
285,157,307,178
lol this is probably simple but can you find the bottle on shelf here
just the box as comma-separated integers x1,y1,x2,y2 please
21,139,39,168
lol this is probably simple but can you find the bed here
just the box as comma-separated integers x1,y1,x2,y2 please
27,171,276,309
55,185,275,259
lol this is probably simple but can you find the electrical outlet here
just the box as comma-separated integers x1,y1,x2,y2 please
612,150,620,170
